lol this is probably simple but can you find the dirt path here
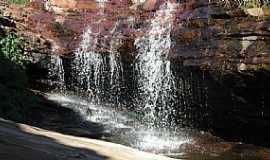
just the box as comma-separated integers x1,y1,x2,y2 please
0,118,176,160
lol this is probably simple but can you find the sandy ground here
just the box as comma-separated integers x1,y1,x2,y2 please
0,118,176,160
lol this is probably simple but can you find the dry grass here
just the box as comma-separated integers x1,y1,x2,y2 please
220,0,270,8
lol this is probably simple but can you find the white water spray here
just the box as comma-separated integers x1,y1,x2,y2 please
135,2,177,126
48,55,66,91
96,0,107,14
73,24,123,104
73,27,104,103
46,93,191,154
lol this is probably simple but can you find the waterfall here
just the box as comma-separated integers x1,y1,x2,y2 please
73,27,104,103
96,0,107,8
108,22,124,104
47,55,66,91
135,2,177,126
108,45,123,104
72,25,123,104
44,2,193,153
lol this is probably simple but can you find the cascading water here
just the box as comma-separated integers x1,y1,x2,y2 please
73,27,105,103
71,0,112,103
72,24,123,104
96,0,107,9
47,55,66,92
108,40,123,104
135,2,177,127
127,2,190,154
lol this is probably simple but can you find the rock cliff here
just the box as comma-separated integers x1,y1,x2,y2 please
1,0,270,70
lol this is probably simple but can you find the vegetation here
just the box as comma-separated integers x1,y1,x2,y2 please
0,32,27,67
7,0,29,5
221,0,270,8
0,31,41,122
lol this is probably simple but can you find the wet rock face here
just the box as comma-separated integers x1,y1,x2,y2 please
208,69,270,146
179,68,270,147
157,65,270,147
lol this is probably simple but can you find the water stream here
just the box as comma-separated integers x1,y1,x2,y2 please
96,0,107,9
135,2,177,127
72,25,123,104
47,55,66,92
72,27,104,103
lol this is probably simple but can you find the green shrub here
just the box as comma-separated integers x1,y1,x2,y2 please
0,32,31,122
0,32,26,67
7,0,29,5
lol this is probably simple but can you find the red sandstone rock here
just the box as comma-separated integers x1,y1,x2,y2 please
2,0,270,69
143,0,164,11
49,0,97,10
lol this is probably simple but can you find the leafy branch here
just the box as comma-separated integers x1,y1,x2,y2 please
0,32,27,67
